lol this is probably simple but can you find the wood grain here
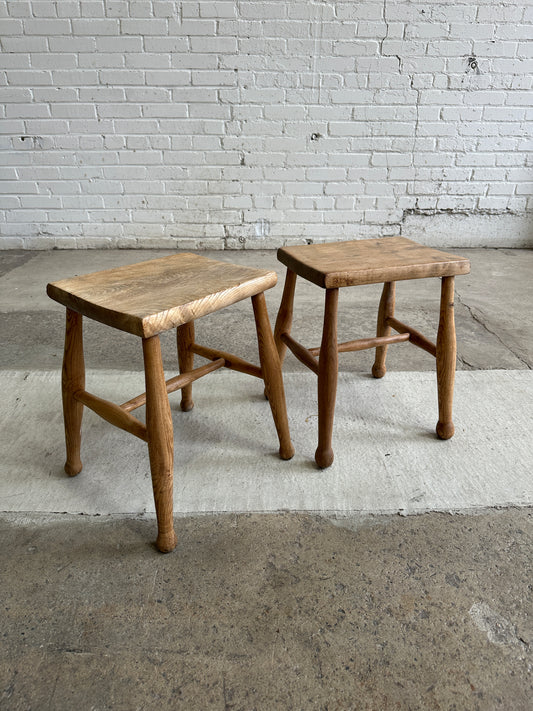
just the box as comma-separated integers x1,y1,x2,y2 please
62,308,85,477
143,335,177,553
191,343,262,379
252,293,295,461
309,332,409,356
75,390,147,442
47,253,277,338
372,281,396,378
387,316,437,357
121,359,225,413
436,276,456,440
315,288,339,469
177,320,195,412
277,236,471,289
281,333,319,375
273,268,297,366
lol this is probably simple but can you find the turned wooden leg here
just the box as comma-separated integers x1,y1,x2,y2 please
372,281,396,379
143,335,177,553
273,268,297,366
436,276,456,440
252,292,295,461
315,288,339,469
62,308,85,476
177,320,195,412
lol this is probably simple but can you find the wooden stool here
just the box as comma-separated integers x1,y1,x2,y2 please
47,253,294,552
273,236,470,468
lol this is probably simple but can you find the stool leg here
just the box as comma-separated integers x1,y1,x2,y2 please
372,281,396,379
436,276,456,440
62,308,85,476
143,335,177,553
177,320,195,412
316,288,339,469
252,292,295,461
273,268,297,365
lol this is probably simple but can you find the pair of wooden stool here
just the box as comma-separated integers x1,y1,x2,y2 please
47,237,470,551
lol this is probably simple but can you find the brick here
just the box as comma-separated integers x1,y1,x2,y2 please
99,70,144,85
95,36,142,51
146,70,190,85
51,69,99,85
483,107,526,121
120,18,167,34
6,69,52,85
78,1,104,16
0,18,23,33
125,54,171,69
474,41,519,57
176,19,216,35
334,40,380,56
32,53,77,69
239,3,286,20
23,19,73,34
190,37,237,53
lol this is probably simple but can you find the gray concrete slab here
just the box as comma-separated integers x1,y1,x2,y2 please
1,510,532,710
0,247,532,710
1,369,532,516
0,248,532,372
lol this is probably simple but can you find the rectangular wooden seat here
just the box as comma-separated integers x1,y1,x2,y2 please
278,236,470,289
47,252,277,338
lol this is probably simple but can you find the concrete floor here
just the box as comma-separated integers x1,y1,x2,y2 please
1,247,532,710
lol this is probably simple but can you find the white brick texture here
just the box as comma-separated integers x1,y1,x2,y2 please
1,0,532,249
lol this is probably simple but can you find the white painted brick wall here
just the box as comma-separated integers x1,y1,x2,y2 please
1,0,532,249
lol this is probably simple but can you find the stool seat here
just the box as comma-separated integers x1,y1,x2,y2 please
47,253,277,338
274,236,470,468
47,252,293,553
278,236,470,288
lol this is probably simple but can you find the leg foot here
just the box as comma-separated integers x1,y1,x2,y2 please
315,446,334,469
371,364,386,379
143,335,177,553
372,281,395,379
156,529,178,554
62,309,85,477
177,321,195,412
252,292,295,460
436,276,456,440
436,420,455,440
315,288,339,469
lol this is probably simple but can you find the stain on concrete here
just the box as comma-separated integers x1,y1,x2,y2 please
0,251,37,279
469,602,525,648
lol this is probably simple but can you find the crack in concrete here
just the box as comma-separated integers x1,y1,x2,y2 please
455,290,532,370
456,353,475,370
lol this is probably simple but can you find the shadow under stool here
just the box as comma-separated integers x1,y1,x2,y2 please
273,236,471,469
47,253,294,552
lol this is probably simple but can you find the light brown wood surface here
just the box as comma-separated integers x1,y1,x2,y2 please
252,292,295,461
177,320,195,412
372,281,396,378
62,308,85,477
274,268,297,368
277,236,471,288
436,276,457,440
47,253,277,338
143,335,177,553
315,288,339,469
